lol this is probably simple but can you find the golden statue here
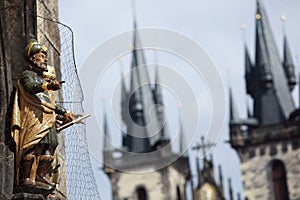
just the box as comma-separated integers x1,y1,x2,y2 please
11,39,75,189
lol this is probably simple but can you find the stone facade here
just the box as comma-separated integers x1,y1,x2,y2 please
104,149,190,200
0,0,66,198
231,120,300,200
106,164,187,200
241,142,300,200
229,1,300,199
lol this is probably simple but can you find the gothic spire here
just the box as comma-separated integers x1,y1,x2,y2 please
152,51,169,143
237,193,241,200
102,97,113,151
120,59,129,125
228,178,234,200
283,35,296,90
123,0,161,152
249,0,295,124
218,165,224,194
245,44,254,97
229,87,239,124
178,109,187,156
119,60,131,150
255,2,272,85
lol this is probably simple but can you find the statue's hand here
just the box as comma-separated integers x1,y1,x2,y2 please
47,80,62,91
64,112,76,123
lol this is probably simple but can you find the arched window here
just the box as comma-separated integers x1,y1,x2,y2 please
270,160,289,200
176,185,182,200
136,186,148,200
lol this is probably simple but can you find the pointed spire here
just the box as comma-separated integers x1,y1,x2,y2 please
153,49,169,142
255,36,271,84
229,87,239,124
255,0,272,85
102,97,113,151
237,192,241,200
179,118,185,153
131,0,137,30
251,0,295,124
283,34,296,90
196,156,200,171
123,1,162,152
196,156,201,186
241,23,254,97
281,13,295,90
179,107,187,156
245,45,254,96
228,178,234,200
218,165,224,193
119,58,131,150
120,58,129,125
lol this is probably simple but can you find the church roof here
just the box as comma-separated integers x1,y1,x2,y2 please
244,0,295,125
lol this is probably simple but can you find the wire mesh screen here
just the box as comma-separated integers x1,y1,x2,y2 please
0,4,100,199
56,16,101,200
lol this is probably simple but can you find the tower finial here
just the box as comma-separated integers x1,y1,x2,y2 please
178,105,187,155
240,23,247,46
218,165,224,192
131,0,137,30
282,22,296,91
281,14,287,36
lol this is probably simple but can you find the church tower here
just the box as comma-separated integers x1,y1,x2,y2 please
102,12,191,200
230,0,300,199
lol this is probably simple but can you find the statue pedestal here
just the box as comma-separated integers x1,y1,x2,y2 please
12,183,62,200
12,193,45,200
12,193,62,200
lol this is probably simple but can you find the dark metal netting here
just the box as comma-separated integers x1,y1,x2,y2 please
54,16,101,200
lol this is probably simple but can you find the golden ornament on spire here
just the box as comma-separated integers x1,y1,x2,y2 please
256,13,261,20
280,15,286,22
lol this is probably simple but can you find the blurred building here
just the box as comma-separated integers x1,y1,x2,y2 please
230,0,300,199
102,17,230,200
102,19,191,199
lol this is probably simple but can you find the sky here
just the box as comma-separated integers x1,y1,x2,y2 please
58,0,300,199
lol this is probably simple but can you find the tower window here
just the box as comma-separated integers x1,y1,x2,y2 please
136,186,148,200
270,160,289,200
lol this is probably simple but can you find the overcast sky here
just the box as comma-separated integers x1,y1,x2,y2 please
58,1,300,199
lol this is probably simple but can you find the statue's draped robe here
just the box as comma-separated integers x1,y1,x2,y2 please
11,70,57,184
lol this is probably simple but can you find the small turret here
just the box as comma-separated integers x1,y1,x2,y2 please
283,35,296,91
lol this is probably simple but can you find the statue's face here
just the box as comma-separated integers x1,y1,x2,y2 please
31,51,48,73
34,51,47,65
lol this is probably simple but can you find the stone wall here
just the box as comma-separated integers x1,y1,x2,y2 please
0,1,31,198
241,140,300,200
108,165,187,200
168,166,187,200
0,0,66,198
36,0,67,195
